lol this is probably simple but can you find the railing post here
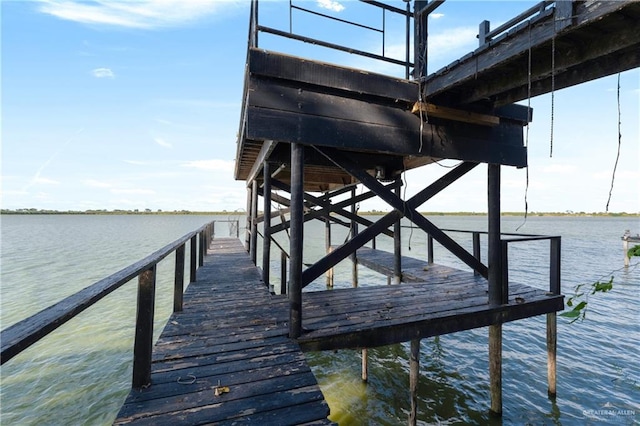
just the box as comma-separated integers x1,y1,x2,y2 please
199,231,205,267
132,265,156,389
427,234,434,264
550,237,561,295
190,235,197,283
174,244,185,313
501,241,509,303
280,250,287,295
250,179,259,265
473,232,481,276
212,221,215,240
236,219,240,238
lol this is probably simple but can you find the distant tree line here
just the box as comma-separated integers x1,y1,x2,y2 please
0,208,239,215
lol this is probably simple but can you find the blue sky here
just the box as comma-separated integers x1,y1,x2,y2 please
1,1,638,213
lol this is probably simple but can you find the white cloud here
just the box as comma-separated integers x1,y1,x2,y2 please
34,177,60,185
181,159,234,171
154,137,172,148
123,160,148,166
84,179,112,188
37,0,238,29
92,67,114,78
430,13,444,19
110,188,156,195
428,27,477,64
317,0,345,13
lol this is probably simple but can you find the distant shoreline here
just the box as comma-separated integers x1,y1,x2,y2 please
2,209,638,217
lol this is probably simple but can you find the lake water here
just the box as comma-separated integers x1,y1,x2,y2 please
1,214,638,425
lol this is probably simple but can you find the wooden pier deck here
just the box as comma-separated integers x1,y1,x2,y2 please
115,237,562,424
297,247,563,351
114,238,333,425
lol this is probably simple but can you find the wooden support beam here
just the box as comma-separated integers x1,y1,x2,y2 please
250,180,259,265
487,164,503,305
289,143,304,338
302,211,403,288
393,179,402,285
411,102,500,126
270,178,396,238
262,161,272,288
315,147,488,277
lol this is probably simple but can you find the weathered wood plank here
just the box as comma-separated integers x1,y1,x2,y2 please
248,48,417,102
116,238,562,422
115,238,332,425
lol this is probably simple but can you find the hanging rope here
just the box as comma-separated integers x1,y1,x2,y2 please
605,73,622,212
517,24,533,232
549,23,556,158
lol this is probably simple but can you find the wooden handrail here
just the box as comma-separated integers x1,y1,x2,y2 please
0,221,220,375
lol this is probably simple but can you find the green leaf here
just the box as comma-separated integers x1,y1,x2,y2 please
573,301,587,311
560,310,581,318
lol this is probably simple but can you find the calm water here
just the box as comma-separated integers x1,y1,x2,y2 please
1,214,638,425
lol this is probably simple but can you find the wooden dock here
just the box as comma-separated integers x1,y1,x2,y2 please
298,247,563,351
114,237,562,424
114,238,333,425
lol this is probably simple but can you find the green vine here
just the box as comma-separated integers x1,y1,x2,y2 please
560,245,639,323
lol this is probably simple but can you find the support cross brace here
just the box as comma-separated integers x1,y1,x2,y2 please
312,147,488,279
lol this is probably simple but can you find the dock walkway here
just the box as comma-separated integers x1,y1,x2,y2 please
114,238,333,425
115,238,562,424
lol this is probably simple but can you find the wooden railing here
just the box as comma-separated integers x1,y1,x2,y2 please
425,228,561,299
248,0,414,78
0,220,237,389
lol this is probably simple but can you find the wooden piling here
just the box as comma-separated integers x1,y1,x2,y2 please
623,238,630,267
409,338,420,425
547,313,557,397
351,187,359,288
362,348,368,382
489,324,502,416
487,163,503,416
325,217,333,287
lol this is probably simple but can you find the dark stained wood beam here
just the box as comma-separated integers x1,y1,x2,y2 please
424,0,640,107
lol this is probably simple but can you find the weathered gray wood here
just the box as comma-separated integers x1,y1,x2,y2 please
489,324,502,416
115,238,332,425
173,244,185,313
547,312,557,397
132,266,157,389
409,338,420,426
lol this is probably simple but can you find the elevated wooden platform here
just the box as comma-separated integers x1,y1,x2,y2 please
297,247,563,351
114,238,333,425
424,0,640,107
236,48,530,192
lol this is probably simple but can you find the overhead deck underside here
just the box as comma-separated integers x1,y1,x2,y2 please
424,0,640,108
